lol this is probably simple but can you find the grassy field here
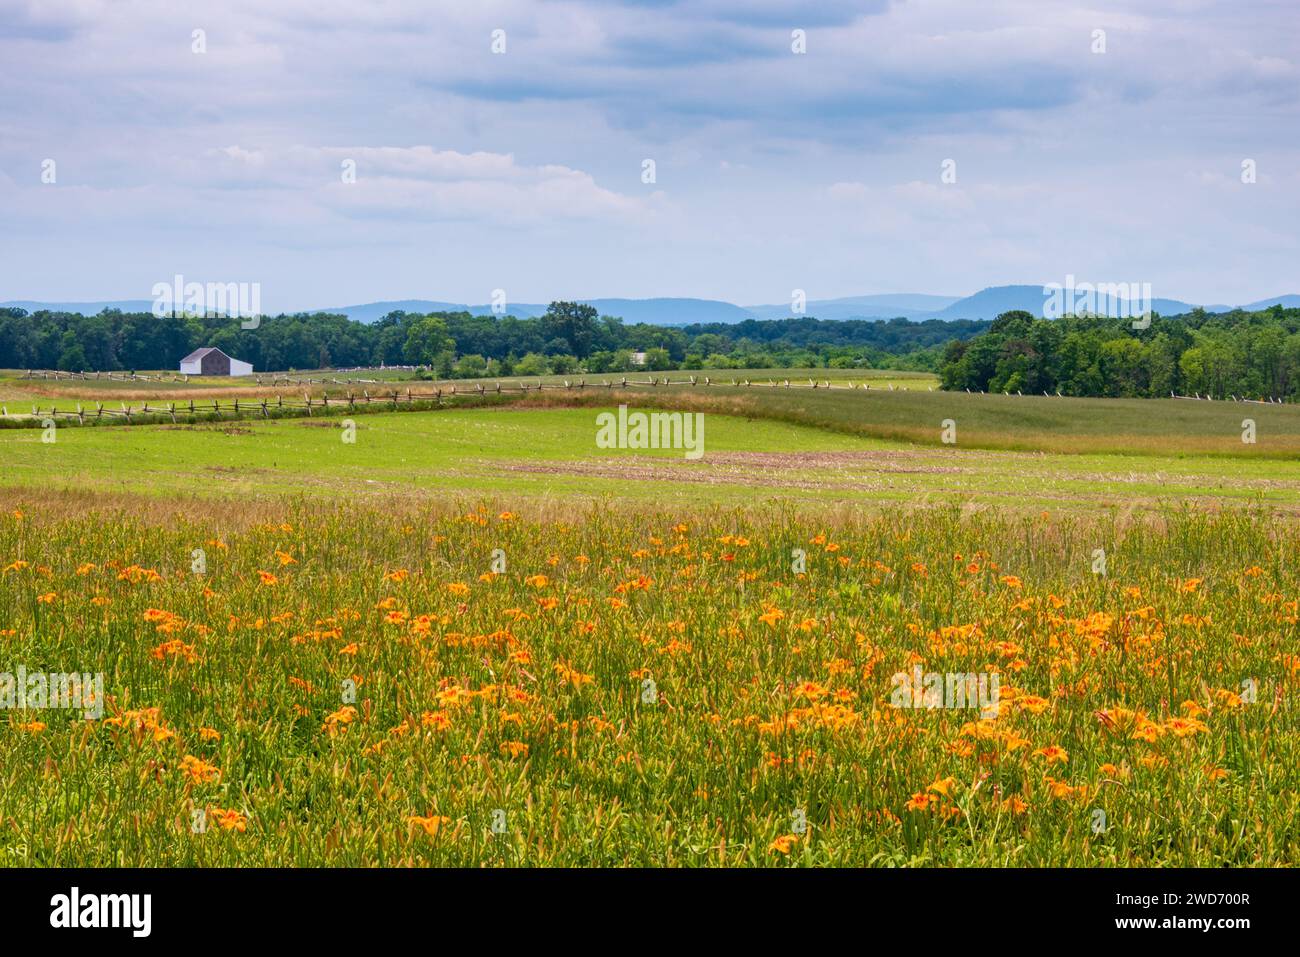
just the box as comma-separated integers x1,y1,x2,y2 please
2,378,1299,867
1,502,1296,865
1,392,1298,510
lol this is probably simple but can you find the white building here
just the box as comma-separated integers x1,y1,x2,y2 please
179,347,254,376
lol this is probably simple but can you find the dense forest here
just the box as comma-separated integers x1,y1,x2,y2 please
939,307,1300,399
0,303,986,376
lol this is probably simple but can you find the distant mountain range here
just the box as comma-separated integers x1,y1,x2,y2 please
5,288,1298,325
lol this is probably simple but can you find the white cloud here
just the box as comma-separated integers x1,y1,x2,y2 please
0,0,1297,305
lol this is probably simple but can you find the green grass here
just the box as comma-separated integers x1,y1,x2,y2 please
644,385,1300,457
2,402,1299,511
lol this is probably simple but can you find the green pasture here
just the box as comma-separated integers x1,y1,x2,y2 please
0,399,1295,511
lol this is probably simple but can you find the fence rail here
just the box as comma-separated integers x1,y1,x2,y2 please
22,369,192,383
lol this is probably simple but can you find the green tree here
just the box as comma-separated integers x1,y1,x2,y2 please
403,316,455,365
540,301,599,359
514,352,551,377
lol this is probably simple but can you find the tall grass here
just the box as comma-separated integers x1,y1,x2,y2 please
0,502,1296,865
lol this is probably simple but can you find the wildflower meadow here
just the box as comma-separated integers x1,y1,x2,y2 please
2,502,1295,866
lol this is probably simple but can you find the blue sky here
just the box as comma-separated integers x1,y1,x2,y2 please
1,0,1297,311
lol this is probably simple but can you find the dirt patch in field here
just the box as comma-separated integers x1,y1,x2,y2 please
499,449,969,492
161,424,257,435
495,447,1300,506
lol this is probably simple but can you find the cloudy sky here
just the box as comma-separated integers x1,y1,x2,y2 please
1,0,1297,311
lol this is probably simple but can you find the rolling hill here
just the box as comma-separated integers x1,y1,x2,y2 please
4,288,1297,325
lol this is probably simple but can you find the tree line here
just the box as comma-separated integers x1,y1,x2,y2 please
938,306,1300,399
0,303,984,376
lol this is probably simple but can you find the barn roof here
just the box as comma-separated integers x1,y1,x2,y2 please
180,347,220,363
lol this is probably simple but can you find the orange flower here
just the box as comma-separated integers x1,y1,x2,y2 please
499,740,529,759
322,705,358,736
793,681,827,701
180,755,221,784
408,814,452,836
768,834,799,854
1017,695,1049,715
554,662,594,688
210,807,247,831
150,639,197,664
927,776,957,796
904,792,934,812
421,710,452,731
1034,745,1069,765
